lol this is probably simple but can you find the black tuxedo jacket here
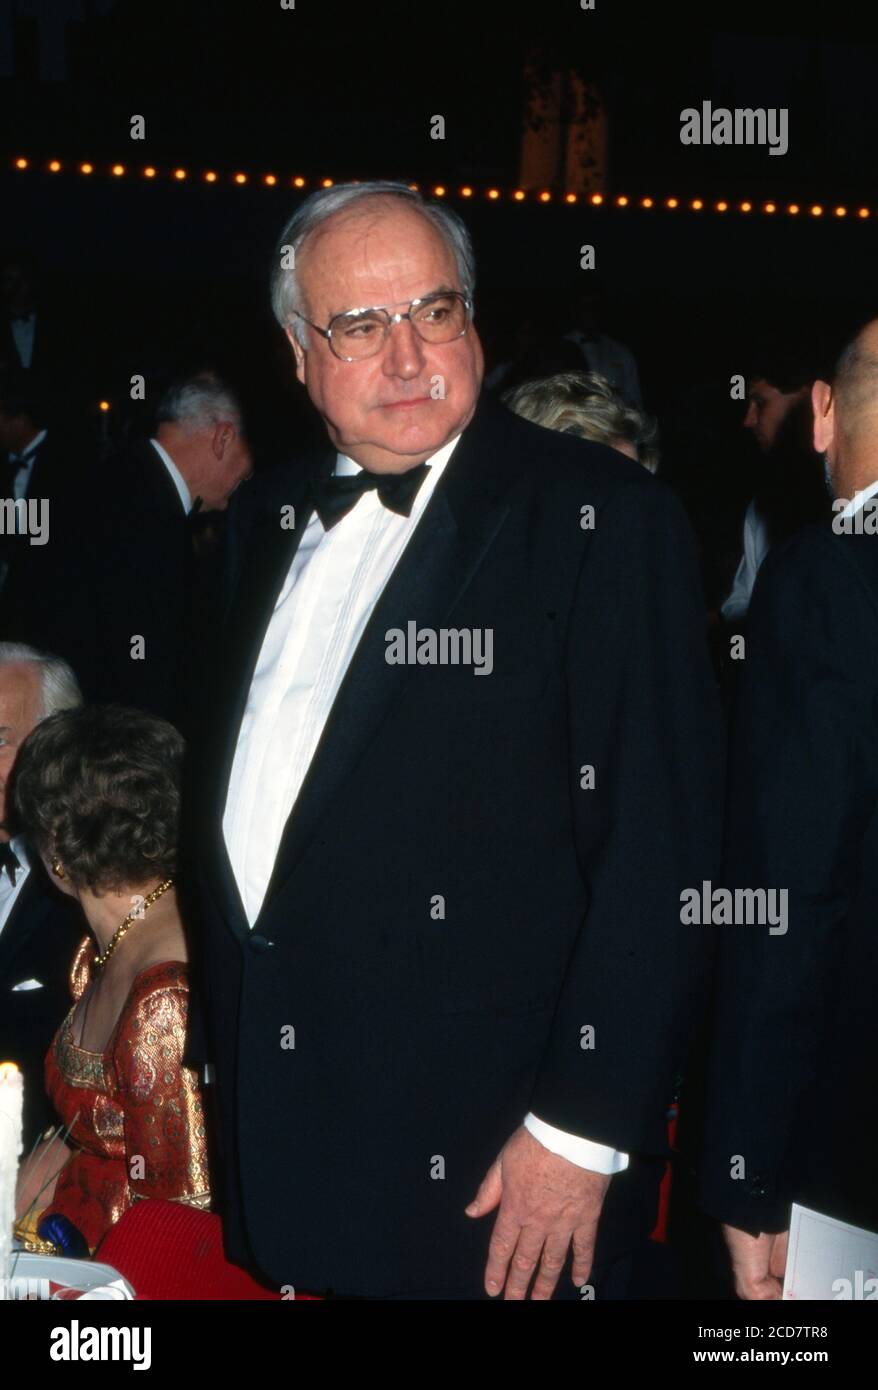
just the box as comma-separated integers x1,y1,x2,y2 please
0,430,87,642
0,864,83,1149
35,439,198,730
0,308,97,418
699,523,878,1235
191,394,722,1296
0,311,65,379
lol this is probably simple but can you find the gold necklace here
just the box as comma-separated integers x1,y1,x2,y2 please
92,878,174,970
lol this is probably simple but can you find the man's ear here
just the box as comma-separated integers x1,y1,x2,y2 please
287,327,307,384
213,422,234,459
811,379,835,454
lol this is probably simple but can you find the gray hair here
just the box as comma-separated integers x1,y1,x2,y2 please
504,371,660,474
0,642,82,719
155,374,243,434
270,181,477,348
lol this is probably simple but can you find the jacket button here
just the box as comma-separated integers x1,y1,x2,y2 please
248,933,274,953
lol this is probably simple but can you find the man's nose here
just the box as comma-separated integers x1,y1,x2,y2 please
743,403,757,430
381,317,426,377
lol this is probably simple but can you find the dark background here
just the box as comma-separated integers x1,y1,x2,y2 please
3,0,878,602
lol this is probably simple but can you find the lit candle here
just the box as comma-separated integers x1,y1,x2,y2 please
0,1063,23,1299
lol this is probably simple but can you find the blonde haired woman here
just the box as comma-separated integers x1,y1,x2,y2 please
504,371,660,473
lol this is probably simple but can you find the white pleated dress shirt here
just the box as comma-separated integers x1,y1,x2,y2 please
0,835,31,940
721,498,771,623
0,429,49,590
7,427,47,501
222,433,628,1175
10,313,36,370
149,438,193,515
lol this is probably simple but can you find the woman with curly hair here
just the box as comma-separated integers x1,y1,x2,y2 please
12,704,210,1255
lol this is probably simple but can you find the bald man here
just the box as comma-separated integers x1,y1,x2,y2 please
195,182,721,1300
699,321,878,1298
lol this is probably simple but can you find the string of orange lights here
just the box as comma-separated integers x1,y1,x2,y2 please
9,157,872,219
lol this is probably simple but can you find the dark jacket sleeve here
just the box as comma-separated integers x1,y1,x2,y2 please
222,476,254,612
96,505,183,714
527,480,723,1155
698,527,878,1231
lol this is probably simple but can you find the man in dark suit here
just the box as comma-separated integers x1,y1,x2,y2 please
0,250,96,422
0,368,90,647
0,644,83,1149
699,320,878,1299
192,182,721,1300
0,252,55,377
43,372,251,732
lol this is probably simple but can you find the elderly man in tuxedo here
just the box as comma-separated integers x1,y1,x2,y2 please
0,643,83,1148
21,371,252,733
193,181,721,1299
700,321,878,1298
80,371,250,727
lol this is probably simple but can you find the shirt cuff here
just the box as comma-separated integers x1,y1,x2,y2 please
523,1112,630,1174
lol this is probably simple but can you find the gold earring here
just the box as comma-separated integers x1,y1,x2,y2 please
51,857,65,880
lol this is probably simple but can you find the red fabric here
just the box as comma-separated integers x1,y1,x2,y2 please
649,1106,678,1244
96,1198,322,1300
43,950,211,1251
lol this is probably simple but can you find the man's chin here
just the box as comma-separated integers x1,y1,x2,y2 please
337,423,456,471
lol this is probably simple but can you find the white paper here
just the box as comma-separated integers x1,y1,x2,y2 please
783,1202,878,1300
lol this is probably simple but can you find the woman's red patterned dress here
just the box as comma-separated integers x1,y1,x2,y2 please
41,936,211,1252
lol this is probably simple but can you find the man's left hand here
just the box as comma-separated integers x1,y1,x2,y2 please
465,1125,611,1299
722,1224,788,1300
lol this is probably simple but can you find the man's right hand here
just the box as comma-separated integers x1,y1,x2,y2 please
722,1223,788,1299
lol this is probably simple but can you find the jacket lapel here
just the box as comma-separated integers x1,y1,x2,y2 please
199,449,331,936
257,398,514,924
203,395,517,939
0,871,50,977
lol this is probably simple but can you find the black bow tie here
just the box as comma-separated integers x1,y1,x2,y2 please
0,842,21,886
311,462,430,531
